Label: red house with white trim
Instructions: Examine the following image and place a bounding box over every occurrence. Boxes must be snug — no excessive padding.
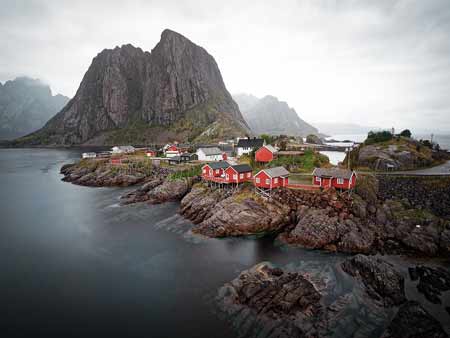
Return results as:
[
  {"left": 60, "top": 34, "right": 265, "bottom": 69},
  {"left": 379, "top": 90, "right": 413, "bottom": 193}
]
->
[
  {"left": 255, "top": 145, "right": 278, "bottom": 163},
  {"left": 164, "top": 145, "right": 181, "bottom": 158},
  {"left": 201, "top": 161, "right": 229, "bottom": 179},
  {"left": 224, "top": 164, "right": 253, "bottom": 183},
  {"left": 312, "top": 168, "right": 356, "bottom": 190},
  {"left": 254, "top": 167, "right": 290, "bottom": 189}
]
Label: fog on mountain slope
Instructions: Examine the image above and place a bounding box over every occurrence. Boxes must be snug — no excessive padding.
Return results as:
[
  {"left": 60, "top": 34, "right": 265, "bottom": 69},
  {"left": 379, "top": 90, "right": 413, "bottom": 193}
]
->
[
  {"left": 0, "top": 77, "right": 69, "bottom": 140},
  {"left": 233, "top": 94, "right": 318, "bottom": 137},
  {"left": 14, "top": 29, "right": 249, "bottom": 146}
]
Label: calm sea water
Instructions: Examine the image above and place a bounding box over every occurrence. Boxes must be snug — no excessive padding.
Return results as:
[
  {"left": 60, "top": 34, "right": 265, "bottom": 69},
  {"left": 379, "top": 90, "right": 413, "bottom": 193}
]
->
[{"left": 0, "top": 148, "right": 448, "bottom": 337}]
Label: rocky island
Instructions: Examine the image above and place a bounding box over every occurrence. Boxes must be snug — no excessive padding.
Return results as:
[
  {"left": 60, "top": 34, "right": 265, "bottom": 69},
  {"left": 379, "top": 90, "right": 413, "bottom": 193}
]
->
[{"left": 216, "top": 256, "right": 449, "bottom": 338}]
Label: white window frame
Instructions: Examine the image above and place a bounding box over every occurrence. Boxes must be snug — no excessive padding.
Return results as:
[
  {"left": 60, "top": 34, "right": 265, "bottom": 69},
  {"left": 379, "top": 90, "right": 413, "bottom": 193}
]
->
[
  {"left": 265, "top": 178, "right": 270, "bottom": 185},
  {"left": 274, "top": 178, "right": 278, "bottom": 184},
  {"left": 233, "top": 174, "right": 237, "bottom": 180},
  {"left": 216, "top": 169, "right": 219, "bottom": 174},
  {"left": 255, "top": 177, "right": 260, "bottom": 183},
  {"left": 240, "top": 173, "right": 244, "bottom": 179},
  {"left": 316, "top": 176, "right": 321, "bottom": 183},
  {"left": 337, "top": 178, "right": 344, "bottom": 184},
  {"left": 247, "top": 172, "right": 251, "bottom": 178}
]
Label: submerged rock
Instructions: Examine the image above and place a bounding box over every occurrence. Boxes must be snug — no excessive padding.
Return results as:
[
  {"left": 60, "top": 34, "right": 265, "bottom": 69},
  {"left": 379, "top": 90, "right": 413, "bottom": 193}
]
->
[
  {"left": 341, "top": 255, "right": 406, "bottom": 307},
  {"left": 380, "top": 301, "right": 448, "bottom": 338},
  {"left": 408, "top": 265, "right": 450, "bottom": 304}
]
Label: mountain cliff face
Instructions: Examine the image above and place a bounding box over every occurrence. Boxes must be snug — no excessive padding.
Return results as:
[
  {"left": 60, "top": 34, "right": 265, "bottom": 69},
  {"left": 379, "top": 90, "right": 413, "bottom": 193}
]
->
[
  {"left": 234, "top": 94, "right": 318, "bottom": 137},
  {"left": 18, "top": 29, "right": 249, "bottom": 146},
  {"left": 0, "top": 77, "right": 69, "bottom": 140}
]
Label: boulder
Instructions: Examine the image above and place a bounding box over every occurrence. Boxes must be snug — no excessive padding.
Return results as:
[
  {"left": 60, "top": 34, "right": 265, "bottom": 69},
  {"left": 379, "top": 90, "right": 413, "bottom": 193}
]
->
[
  {"left": 192, "top": 193, "right": 290, "bottom": 237},
  {"left": 216, "top": 262, "right": 325, "bottom": 338}
]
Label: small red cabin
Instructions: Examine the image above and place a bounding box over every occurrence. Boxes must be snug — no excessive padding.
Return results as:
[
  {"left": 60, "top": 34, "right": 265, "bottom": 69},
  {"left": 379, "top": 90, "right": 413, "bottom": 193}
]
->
[
  {"left": 255, "top": 145, "right": 278, "bottom": 163},
  {"left": 224, "top": 164, "right": 253, "bottom": 183},
  {"left": 146, "top": 150, "right": 157, "bottom": 157},
  {"left": 254, "top": 167, "right": 290, "bottom": 189},
  {"left": 312, "top": 168, "right": 356, "bottom": 190},
  {"left": 110, "top": 157, "right": 123, "bottom": 165},
  {"left": 201, "top": 161, "right": 230, "bottom": 179}
]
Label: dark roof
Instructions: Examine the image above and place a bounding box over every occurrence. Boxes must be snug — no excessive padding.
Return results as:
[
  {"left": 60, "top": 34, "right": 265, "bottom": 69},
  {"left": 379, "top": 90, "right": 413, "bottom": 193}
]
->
[
  {"left": 230, "top": 164, "right": 253, "bottom": 173},
  {"left": 206, "top": 161, "right": 230, "bottom": 170},
  {"left": 236, "top": 138, "right": 264, "bottom": 148},
  {"left": 312, "top": 168, "right": 354, "bottom": 179},
  {"left": 180, "top": 152, "right": 196, "bottom": 158},
  {"left": 169, "top": 156, "right": 182, "bottom": 162}
]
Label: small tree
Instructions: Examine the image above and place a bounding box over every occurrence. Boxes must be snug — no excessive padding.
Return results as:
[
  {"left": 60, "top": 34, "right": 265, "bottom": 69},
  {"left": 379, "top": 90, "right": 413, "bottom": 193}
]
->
[{"left": 399, "top": 129, "right": 412, "bottom": 138}]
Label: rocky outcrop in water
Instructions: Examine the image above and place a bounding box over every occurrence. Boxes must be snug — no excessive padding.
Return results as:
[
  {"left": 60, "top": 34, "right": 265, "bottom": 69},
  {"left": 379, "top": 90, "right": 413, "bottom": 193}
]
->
[
  {"left": 145, "top": 179, "right": 191, "bottom": 204},
  {"left": 380, "top": 301, "right": 448, "bottom": 338},
  {"left": 0, "top": 77, "right": 69, "bottom": 140},
  {"left": 216, "top": 262, "right": 326, "bottom": 338},
  {"left": 60, "top": 160, "right": 170, "bottom": 187},
  {"left": 341, "top": 255, "right": 406, "bottom": 307},
  {"left": 16, "top": 29, "right": 249, "bottom": 146},
  {"left": 180, "top": 185, "right": 290, "bottom": 237}
]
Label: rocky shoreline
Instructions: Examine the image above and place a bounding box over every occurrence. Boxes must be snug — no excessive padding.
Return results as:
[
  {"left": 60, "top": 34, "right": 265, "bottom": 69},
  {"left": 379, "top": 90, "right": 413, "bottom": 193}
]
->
[
  {"left": 216, "top": 256, "right": 449, "bottom": 338},
  {"left": 60, "top": 159, "right": 450, "bottom": 257},
  {"left": 179, "top": 176, "right": 450, "bottom": 257}
]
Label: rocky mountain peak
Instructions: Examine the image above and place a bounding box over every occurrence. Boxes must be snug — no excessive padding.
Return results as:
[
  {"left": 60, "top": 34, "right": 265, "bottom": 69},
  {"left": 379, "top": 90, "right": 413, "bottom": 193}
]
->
[{"left": 17, "top": 30, "right": 248, "bottom": 145}]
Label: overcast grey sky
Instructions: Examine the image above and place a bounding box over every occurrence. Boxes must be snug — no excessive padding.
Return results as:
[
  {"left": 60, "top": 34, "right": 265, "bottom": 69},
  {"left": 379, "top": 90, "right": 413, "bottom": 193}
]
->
[{"left": 1, "top": 0, "right": 450, "bottom": 132}]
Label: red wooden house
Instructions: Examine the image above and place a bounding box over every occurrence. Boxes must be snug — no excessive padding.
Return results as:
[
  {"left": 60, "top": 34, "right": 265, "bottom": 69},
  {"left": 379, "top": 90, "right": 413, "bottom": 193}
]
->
[
  {"left": 201, "top": 161, "right": 230, "bottom": 179},
  {"left": 164, "top": 144, "right": 181, "bottom": 158},
  {"left": 224, "top": 164, "right": 253, "bottom": 184},
  {"left": 254, "top": 167, "right": 290, "bottom": 189},
  {"left": 146, "top": 150, "right": 157, "bottom": 157},
  {"left": 255, "top": 145, "right": 278, "bottom": 163},
  {"left": 312, "top": 168, "right": 356, "bottom": 190}
]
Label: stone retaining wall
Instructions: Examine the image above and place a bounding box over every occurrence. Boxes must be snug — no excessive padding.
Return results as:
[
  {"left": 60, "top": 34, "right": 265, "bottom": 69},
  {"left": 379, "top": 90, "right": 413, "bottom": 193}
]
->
[{"left": 377, "top": 175, "right": 450, "bottom": 217}]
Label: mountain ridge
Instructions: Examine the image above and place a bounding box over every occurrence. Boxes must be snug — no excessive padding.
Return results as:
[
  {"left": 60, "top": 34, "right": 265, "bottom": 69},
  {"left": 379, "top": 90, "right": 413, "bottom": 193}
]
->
[
  {"left": 233, "top": 93, "right": 318, "bottom": 137},
  {"left": 0, "top": 77, "right": 69, "bottom": 140}
]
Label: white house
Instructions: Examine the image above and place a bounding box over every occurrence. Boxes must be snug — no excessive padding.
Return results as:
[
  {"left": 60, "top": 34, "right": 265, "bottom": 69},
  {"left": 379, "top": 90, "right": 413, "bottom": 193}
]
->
[
  {"left": 82, "top": 152, "right": 97, "bottom": 159},
  {"left": 196, "top": 147, "right": 223, "bottom": 161},
  {"left": 111, "top": 145, "right": 135, "bottom": 154},
  {"left": 236, "top": 138, "right": 265, "bottom": 157}
]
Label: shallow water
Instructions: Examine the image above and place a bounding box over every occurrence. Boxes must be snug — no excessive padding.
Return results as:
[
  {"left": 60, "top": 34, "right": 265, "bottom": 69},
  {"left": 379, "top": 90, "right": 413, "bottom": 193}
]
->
[{"left": 0, "top": 148, "right": 448, "bottom": 337}]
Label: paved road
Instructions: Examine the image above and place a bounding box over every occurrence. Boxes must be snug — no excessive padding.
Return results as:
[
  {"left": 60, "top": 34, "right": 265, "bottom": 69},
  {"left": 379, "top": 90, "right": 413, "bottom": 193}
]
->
[{"left": 363, "top": 160, "right": 450, "bottom": 176}]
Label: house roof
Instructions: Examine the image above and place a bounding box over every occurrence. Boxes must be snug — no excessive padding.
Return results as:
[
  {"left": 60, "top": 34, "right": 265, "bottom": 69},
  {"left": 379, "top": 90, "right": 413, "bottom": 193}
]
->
[
  {"left": 207, "top": 161, "right": 230, "bottom": 170},
  {"left": 181, "top": 152, "right": 196, "bottom": 157},
  {"left": 312, "top": 168, "right": 354, "bottom": 179},
  {"left": 262, "top": 144, "right": 278, "bottom": 153},
  {"left": 229, "top": 164, "right": 253, "bottom": 173},
  {"left": 260, "top": 166, "right": 290, "bottom": 178},
  {"left": 169, "top": 156, "right": 181, "bottom": 162},
  {"left": 198, "top": 147, "right": 222, "bottom": 155},
  {"left": 236, "top": 138, "right": 264, "bottom": 148}
]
